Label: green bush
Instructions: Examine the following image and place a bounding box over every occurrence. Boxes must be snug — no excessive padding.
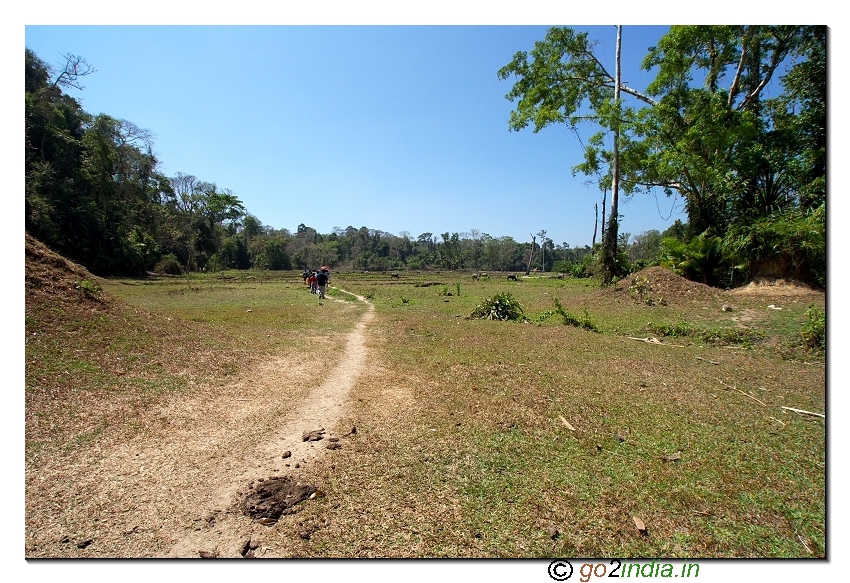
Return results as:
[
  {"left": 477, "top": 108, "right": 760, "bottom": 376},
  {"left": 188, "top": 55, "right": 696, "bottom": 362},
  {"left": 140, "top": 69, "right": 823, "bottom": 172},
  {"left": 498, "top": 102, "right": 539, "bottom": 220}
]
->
[
  {"left": 647, "top": 321, "right": 693, "bottom": 338},
  {"left": 154, "top": 253, "right": 183, "bottom": 275},
  {"left": 470, "top": 292, "right": 525, "bottom": 321},
  {"left": 553, "top": 299, "right": 599, "bottom": 332},
  {"left": 532, "top": 300, "right": 599, "bottom": 331},
  {"left": 723, "top": 206, "right": 825, "bottom": 288},
  {"left": 661, "top": 232, "right": 726, "bottom": 286},
  {"left": 628, "top": 275, "right": 667, "bottom": 306},
  {"left": 801, "top": 304, "right": 825, "bottom": 352},
  {"left": 570, "top": 254, "right": 595, "bottom": 278}
]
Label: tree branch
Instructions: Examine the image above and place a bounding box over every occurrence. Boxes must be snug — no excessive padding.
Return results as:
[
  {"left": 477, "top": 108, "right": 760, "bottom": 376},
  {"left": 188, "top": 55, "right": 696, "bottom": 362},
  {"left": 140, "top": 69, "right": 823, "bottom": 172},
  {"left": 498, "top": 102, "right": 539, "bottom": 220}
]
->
[{"left": 738, "top": 30, "right": 794, "bottom": 111}]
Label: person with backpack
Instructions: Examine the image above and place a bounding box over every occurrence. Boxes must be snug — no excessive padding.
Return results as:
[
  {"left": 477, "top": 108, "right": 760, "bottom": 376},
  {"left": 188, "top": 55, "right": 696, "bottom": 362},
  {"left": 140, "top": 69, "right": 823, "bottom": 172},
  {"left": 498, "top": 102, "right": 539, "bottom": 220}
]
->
[{"left": 316, "top": 269, "right": 329, "bottom": 299}]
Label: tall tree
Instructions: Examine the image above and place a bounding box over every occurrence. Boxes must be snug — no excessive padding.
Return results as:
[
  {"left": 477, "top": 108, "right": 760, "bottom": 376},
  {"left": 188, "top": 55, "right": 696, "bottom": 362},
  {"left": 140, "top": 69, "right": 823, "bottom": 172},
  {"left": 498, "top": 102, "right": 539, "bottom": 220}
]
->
[
  {"left": 499, "top": 26, "right": 651, "bottom": 281},
  {"left": 500, "top": 25, "right": 825, "bottom": 284}
]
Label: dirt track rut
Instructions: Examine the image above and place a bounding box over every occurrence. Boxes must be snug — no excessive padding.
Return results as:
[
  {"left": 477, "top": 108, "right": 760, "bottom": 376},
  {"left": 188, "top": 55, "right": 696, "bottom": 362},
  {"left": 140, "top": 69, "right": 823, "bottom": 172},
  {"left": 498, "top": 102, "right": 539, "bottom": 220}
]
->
[{"left": 168, "top": 290, "right": 374, "bottom": 557}]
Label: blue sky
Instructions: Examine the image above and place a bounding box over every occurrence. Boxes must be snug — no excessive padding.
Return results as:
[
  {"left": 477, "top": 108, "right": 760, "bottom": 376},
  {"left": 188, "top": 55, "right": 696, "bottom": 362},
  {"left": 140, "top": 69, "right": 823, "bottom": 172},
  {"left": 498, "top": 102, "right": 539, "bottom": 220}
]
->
[{"left": 22, "top": 23, "right": 691, "bottom": 247}]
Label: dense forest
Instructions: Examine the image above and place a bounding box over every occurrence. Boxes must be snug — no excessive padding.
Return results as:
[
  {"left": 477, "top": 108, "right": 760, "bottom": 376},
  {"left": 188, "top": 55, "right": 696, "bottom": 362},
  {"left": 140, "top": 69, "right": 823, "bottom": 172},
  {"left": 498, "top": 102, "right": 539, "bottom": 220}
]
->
[{"left": 25, "top": 25, "right": 825, "bottom": 287}]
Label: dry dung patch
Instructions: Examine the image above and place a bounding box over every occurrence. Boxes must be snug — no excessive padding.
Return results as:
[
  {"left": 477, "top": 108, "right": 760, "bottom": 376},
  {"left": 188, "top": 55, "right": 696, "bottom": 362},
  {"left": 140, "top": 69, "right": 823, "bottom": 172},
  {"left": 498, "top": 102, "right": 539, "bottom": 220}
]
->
[{"left": 241, "top": 477, "right": 318, "bottom": 521}]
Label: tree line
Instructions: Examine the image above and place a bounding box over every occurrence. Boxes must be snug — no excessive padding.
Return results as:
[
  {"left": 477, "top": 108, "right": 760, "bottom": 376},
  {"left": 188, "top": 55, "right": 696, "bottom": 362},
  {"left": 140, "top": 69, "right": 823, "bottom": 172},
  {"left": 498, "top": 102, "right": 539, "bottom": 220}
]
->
[{"left": 23, "top": 48, "right": 596, "bottom": 277}]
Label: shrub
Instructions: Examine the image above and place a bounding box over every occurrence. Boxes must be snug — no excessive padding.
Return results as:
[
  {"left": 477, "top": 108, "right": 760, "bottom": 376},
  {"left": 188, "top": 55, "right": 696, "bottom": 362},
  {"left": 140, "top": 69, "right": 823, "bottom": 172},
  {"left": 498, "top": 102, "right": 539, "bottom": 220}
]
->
[
  {"left": 647, "top": 321, "right": 693, "bottom": 338},
  {"left": 724, "top": 205, "right": 825, "bottom": 289},
  {"left": 570, "top": 254, "right": 596, "bottom": 278},
  {"left": 660, "top": 232, "right": 726, "bottom": 286},
  {"left": 470, "top": 292, "right": 525, "bottom": 321},
  {"left": 646, "top": 321, "right": 763, "bottom": 346},
  {"left": 627, "top": 276, "right": 666, "bottom": 306},
  {"left": 531, "top": 300, "right": 599, "bottom": 331},
  {"left": 553, "top": 299, "right": 599, "bottom": 332},
  {"left": 154, "top": 253, "right": 183, "bottom": 275},
  {"left": 801, "top": 304, "right": 825, "bottom": 352}
]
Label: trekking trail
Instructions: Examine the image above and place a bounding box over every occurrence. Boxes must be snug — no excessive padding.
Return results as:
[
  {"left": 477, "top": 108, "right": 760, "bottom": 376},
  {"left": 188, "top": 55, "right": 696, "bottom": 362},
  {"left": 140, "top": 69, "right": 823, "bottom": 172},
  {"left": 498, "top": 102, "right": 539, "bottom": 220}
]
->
[{"left": 167, "top": 287, "right": 374, "bottom": 557}]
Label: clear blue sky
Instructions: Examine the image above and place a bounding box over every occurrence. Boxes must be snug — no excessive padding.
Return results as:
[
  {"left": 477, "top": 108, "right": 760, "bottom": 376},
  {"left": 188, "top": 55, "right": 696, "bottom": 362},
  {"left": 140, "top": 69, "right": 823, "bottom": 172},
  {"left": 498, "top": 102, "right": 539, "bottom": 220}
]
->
[{"left": 23, "top": 23, "right": 691, "bottom": 247}]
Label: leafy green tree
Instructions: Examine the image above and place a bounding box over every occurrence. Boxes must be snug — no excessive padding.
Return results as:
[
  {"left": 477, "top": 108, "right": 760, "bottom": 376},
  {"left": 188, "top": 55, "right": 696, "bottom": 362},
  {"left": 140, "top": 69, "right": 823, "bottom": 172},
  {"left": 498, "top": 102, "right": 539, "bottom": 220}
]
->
[
  {"left": 500, "top": 26, "right": 825, "bottom": 286},
  {"left": 499, "top": 26, "right": 653, "bottom": 282},
  {"left": 633, "top": 26, "right": 818, "bottom": 237}
]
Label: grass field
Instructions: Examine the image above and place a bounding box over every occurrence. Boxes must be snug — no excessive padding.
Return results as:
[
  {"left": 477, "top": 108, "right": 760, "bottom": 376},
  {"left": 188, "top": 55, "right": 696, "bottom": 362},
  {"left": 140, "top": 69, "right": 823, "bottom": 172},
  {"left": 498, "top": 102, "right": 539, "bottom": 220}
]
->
[{"left": 25, "top": 264, "right": 825, "bottom": 558}]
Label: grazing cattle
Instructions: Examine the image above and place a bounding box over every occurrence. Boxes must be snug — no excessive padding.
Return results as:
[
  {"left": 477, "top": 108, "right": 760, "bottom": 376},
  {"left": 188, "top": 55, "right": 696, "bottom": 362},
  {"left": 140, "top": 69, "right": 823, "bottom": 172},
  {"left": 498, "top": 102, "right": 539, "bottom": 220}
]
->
[
  {"left": 507, "top": 274, "right": 518, "bottom": 281},
  {"left": 391, "top": 272, "right": 400, "bottom": 279}
]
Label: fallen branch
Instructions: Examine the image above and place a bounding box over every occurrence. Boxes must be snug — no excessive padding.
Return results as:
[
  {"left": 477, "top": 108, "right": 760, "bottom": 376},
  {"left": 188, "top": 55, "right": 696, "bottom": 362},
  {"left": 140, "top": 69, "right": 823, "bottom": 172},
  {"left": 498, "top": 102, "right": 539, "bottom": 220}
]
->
[
  {"left": 715, "top": 378, "right": 767, "bottom": 406},
  {"left": 734, "top": 389, "right": 767, "bottom": 407},
  {"left": 558, "top": 415, "right": 577, "bottom": 432},
  {"left": 797, "top": 534, "right": 813, "bottom": 555},
  {"left": 782, "top": 406, "right": 824, "bottom": 419},
  {"left": 696, "top": 357, "right": 720, "bottom": 365},
  {"left": 626, "top": 336, "right": 685, "bottom": 348}
]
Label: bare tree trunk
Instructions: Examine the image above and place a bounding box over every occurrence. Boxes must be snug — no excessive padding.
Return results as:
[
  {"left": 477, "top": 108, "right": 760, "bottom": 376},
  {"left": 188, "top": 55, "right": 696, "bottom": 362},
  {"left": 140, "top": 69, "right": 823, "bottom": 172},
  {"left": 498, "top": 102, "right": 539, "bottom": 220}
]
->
[
  {"left": 526, "top": 235, "right": 536, "bottom": 276},
  {"left": 592, "top": 203, "right": 598, "bottom": 247},
  {"left": 600, "top": 187, "right": 607, "bottom": 243},
  {"left": 602, "top": 25, "right": 623, "bottom": 283}
]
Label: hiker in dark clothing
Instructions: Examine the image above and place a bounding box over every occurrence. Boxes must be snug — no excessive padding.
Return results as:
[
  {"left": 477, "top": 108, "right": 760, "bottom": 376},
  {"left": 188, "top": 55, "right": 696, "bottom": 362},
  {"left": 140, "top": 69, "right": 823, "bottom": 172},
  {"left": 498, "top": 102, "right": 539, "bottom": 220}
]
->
[{"left": 316, "top": 270, "right": 329, "bottom": 299}]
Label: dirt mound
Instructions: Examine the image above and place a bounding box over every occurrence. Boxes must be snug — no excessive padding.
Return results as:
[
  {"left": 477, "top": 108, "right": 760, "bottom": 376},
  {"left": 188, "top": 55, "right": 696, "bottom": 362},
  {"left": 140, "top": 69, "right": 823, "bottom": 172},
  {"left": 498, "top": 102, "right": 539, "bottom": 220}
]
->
[
  {"left": 25, "top": 233, "right": 112, "bottom": 307},
  {"left": 240, "top": 477, "right": 317, "bottom": 521},
  {"left": 608, "top": 266, "right": 721, "bottom": 304},
  {"left": 729, "top": 277, "right": 823, "bottom": 298}
]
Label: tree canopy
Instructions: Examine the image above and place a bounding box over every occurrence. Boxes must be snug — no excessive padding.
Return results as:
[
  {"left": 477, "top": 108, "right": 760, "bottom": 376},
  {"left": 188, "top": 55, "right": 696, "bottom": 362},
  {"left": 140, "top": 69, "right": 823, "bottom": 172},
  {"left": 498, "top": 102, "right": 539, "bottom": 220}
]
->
[{"left": 498, "top": 25, "right": 825, "bottom": 287}]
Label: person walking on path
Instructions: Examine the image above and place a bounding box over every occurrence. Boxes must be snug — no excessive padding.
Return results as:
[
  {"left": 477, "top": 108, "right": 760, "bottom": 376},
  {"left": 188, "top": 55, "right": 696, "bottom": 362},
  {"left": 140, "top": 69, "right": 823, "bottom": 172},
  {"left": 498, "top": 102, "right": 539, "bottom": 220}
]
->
[
  {"left": 316, "top": 269, "right": 329, "bottom": 299},
  {"left": 309, "top": 271, "right": 318, "bottom": 294}
]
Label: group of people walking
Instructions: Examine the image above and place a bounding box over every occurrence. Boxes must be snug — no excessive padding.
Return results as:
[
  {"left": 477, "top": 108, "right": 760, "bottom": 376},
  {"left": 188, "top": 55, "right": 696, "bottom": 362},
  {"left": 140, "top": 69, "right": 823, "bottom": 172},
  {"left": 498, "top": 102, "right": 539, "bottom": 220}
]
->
[{"left": 303, "top": 267, "right": 331, "bottom": 299}]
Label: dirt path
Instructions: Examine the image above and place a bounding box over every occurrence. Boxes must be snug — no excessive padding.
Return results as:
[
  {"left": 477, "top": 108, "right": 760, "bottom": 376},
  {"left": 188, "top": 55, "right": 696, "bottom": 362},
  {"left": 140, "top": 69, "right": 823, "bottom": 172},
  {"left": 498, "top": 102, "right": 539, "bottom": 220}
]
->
[
  {"left": 25, "top": 289, "right": 375, "bottom": 558},
  {"left": 167, "top": 289, "right": 374, "bottom": 557}
]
